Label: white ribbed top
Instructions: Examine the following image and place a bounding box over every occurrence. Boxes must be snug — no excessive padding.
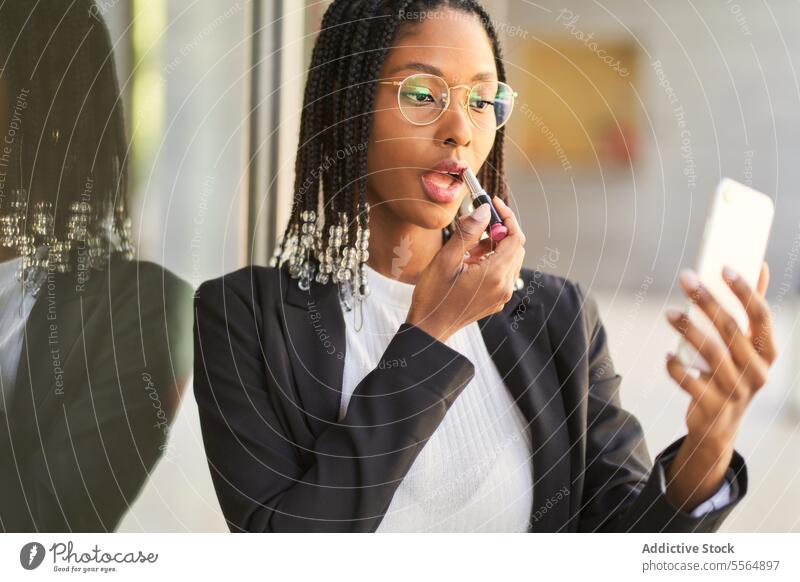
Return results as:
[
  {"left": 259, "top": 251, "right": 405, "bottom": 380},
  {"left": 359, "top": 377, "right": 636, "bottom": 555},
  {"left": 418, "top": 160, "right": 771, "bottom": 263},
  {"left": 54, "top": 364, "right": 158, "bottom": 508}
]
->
[{"left": 339, "top": 263, "right": 533, "bottom": 532}]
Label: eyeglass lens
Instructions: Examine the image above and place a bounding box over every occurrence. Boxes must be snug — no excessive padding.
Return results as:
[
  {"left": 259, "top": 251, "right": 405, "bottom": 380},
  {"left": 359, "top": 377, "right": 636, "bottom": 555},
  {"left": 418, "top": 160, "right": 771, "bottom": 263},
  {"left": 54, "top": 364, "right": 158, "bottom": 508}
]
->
[{"left": 397, "top": 74, "right": 514, "bottom": 130}]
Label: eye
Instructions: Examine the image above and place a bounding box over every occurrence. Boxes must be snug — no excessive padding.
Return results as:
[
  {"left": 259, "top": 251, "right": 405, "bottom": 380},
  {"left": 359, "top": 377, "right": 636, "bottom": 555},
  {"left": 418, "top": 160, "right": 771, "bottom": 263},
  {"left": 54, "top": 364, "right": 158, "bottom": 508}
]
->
[
  {"left": 469, "top": 82, "right": 500, "bottom": 114},
  {"left": 469, "top": 97, "right": 493, "bottom": 112},
  {"left": 400, "top": 88, "right": 436, "bottom": 105}
]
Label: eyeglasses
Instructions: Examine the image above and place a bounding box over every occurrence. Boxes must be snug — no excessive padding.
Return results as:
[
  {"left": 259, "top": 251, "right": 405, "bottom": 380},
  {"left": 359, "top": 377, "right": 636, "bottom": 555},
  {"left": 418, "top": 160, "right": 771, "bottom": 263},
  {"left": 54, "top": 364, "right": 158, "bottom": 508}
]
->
[{"left": 377, "top": 73, "right": 517, "bottom": 131}]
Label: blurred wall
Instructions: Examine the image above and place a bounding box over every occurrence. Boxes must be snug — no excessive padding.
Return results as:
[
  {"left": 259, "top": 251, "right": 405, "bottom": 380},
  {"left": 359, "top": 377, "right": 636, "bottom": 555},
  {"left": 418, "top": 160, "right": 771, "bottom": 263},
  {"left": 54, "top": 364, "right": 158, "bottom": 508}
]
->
[{"left": 496, "top": 0, "right": 800, "bottom": 296}]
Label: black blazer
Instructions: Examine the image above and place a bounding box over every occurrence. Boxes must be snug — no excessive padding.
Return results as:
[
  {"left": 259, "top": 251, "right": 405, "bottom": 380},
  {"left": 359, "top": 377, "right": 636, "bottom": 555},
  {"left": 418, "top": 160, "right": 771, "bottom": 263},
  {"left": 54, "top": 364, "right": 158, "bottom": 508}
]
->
[
  {"left": 193, "top": 264, "right": 748, "bottom": 533},
  {"left": 0, "top": 258, "right": 193, "bottom": 532}
]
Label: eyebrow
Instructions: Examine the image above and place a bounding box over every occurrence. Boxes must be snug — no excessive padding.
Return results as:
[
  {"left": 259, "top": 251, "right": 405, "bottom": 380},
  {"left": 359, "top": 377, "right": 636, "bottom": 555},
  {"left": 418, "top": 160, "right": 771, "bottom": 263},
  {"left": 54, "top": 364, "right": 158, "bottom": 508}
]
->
[{"left": 388, "top": 61, "right": 496, "bottom": 82}]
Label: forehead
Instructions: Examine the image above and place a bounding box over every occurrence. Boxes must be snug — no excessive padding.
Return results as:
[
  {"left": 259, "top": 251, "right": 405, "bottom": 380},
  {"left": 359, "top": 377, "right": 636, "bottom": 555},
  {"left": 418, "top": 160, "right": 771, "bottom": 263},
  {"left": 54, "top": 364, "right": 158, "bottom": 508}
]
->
[{"left": 383, "top": 9, "right": 497, "bottom": 84}]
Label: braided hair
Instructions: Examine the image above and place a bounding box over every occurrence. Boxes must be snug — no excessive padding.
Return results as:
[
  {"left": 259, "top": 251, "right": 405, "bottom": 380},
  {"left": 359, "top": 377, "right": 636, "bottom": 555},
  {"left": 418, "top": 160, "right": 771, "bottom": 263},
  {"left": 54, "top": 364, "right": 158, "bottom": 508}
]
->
[
  {"left": 273, "top": 0, "right": 508, "bottom": 304},
  {"left": 0, "top": 0, "right": 133, "bottom": 283}
]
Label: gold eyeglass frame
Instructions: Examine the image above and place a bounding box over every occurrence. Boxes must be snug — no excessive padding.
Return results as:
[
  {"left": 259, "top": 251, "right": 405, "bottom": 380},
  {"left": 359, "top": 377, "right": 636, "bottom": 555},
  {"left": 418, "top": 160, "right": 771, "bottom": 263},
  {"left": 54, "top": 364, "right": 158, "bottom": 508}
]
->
[{"left": 377, "top": 73, "right": 518, "bottom": 131}]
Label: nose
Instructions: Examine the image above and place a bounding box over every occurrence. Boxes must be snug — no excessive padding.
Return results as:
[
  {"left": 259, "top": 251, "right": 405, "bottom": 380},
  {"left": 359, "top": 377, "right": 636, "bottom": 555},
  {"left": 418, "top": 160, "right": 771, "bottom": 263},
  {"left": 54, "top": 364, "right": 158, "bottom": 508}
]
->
[{"left": 433, "top": 87, "right": 473, "bottom": 148}]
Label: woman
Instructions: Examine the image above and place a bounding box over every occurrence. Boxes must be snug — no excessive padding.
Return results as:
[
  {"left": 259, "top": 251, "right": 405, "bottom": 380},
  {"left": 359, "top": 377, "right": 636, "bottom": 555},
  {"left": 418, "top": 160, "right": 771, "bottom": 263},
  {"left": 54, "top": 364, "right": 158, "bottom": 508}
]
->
[
  {"left": 0, "top": 0, "right": 193, "bottom": 531},
  {"left": 194, "top": 0, "right": 777, "bottom": 532}
]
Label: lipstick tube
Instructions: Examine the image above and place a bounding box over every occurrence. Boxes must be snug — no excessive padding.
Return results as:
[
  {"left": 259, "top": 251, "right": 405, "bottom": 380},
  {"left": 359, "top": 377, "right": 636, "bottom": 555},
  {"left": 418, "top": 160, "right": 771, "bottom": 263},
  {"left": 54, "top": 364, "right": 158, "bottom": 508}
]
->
[{"left": 462, "top": 167, "right": 508, "bottom": 241}]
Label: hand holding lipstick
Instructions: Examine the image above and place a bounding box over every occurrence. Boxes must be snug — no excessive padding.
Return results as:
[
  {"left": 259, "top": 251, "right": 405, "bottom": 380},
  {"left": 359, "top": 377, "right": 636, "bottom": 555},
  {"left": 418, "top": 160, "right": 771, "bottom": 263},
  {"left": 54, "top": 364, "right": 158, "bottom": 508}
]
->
[
  {"left": 405, "top": 195, "right": 526, "bottom": 343},
  {"left": 461, "top": 196, "right": 515, "bottom": 266},
  {"left": 461, "top": 167, "right": 508, "bottom": 242}
]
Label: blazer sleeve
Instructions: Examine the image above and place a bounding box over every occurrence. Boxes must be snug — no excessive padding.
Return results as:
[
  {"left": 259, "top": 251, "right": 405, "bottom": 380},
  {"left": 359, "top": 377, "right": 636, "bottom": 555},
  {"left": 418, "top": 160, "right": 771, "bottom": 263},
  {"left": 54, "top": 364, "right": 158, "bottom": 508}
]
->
[
  {"left": 193, "top": 277, "right": 476, "bottom": 532},
  {"left": 573, "top": 282, "right": 747, "bottom": 533},
  {"left": 7, "top": 264, "right": 193, "bottom": 532}
]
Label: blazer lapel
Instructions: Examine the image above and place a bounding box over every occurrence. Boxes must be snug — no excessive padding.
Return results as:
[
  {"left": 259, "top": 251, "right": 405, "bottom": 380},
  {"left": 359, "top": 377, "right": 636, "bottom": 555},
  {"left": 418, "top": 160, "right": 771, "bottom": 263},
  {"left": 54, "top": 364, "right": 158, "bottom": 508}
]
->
[
  {"left": 281, "top": 268, "right": 346, "bottom": 438},
  {"left": 478, "top": 292, "right": 573, "bottom": 532}
]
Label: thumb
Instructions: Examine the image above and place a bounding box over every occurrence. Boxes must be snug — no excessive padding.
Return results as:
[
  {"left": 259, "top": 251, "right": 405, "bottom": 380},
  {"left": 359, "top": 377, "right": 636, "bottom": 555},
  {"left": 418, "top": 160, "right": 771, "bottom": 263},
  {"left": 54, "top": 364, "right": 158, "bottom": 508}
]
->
[{"left": 446, "top": 204, "right": 491, "bottom": 254}]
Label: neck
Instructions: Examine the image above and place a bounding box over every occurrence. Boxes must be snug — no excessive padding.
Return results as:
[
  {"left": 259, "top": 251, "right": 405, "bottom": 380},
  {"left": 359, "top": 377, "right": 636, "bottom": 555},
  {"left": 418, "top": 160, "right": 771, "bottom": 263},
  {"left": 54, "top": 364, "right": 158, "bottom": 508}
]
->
[{"left": 365, "top": 204, "right": 445, "bottom": 285}]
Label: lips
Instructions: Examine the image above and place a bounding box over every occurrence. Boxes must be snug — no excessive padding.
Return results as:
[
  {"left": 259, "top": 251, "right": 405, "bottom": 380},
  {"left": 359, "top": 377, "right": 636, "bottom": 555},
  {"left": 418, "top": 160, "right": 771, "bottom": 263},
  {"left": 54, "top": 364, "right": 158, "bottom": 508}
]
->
[{"left": 420, "top": 159, "right": 469, "bottom": 203}]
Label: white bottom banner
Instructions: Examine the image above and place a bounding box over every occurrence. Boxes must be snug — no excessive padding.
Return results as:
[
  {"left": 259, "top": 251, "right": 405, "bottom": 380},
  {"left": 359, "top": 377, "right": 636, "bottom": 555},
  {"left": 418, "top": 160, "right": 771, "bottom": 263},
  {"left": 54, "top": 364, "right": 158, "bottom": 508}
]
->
[{"left": 1, "top": 533, "right": 798, "bottom": 581}]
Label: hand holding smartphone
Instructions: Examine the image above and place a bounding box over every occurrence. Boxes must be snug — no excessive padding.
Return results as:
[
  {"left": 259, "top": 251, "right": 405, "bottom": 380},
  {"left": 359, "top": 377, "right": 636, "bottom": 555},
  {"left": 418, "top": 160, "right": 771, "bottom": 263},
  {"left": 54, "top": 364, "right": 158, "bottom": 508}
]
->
[{"left": 675, "top": 178, "right": 775, "bottom": 374}]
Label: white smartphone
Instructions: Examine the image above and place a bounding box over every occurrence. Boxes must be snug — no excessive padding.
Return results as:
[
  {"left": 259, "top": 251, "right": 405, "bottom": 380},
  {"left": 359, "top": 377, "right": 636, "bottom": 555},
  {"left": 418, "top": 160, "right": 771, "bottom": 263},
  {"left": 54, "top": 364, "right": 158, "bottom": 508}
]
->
[{"left": 675, "top": 178, "right": 775, "bottom": 373}]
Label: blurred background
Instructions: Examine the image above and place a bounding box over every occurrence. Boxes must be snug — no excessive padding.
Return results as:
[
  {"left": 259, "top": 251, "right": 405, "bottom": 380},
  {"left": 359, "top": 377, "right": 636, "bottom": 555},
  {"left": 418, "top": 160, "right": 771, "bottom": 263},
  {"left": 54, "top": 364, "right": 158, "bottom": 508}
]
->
[{"left": 96, "top": 0, "right": 799, "bottom": 532}]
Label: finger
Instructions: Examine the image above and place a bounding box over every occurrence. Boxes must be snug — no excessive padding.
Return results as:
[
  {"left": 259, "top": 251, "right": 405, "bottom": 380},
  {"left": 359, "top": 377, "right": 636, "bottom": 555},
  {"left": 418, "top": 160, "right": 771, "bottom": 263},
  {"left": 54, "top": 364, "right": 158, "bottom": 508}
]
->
[
  {"left": 665, "top": 352, "right": 710, "bottom": 401},
  {"left": 665, "top": 304, "right": 741, "bottom": 390},
  {"left": 498, "top": 227, "right": 525, "bottom": 295},
  {"left": 470, "top": 247, "right": 517, "bottom": 307},
  {"left": 491, "top": 196, "right": 525, "bottom": 243},
  {"left": 463, "top": 238, "right": 495, "bottom": 263},
  {"left": 491, "top": 194, "right": 513, "bottom": 220},
  {"left": 756, "top": 262, "right": 770, "bottom": 296},
  {"left": 484, "top": 236, "right": 523, "bottom": 288},
  {"left": 490, "top": 249, "right": 523, "bottom": 296},
  {"left": 490, "top": 196, "right": 526, "bottom": 263},
  {"left": 447, "top": 203, "right": 492, "bottom": 256},
  {"left": 460, "top": 203, "right": 493, "bottom": 240},
  {"left": 678, "top": 269, "right": 764, "bottom": 380},
  {"left": 723, "top": 264, "right": 777, "bottom": 364}
]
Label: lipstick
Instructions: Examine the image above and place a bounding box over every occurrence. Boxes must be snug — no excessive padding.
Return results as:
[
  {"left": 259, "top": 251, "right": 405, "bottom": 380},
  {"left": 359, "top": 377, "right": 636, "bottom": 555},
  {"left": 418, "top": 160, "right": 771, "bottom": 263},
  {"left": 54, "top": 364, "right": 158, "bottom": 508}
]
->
[{"left": 461, "top": 167, "right": 508, "bottom": 241}]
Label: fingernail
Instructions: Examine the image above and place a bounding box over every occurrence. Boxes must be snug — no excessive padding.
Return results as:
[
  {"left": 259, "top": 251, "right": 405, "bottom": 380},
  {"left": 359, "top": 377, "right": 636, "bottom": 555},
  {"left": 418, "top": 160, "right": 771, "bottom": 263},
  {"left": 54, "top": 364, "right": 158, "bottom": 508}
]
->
[
  {"left": 470, "top": 204, "right": 490, "bottom": 221},
  {"left": 723, "top": 265, "right": 739, "bottom": 281},
  {"left": 493, "top": 196, "right": 507, "bottom": 209},
  {"left": 666, "top": 351, "right": 674, "bottom": 361},
  {"left": 679, "top": 269, "right": 699, "bottom": 290},
  {"left": 665, "top": 307, "right": 683, "bottom": 322}
]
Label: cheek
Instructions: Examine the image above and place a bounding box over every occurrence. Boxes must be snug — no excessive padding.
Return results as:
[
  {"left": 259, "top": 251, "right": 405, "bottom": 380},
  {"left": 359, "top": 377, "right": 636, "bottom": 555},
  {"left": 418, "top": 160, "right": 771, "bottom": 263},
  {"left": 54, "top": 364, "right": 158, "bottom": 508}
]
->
[
  {"left": 366, "top": 95, "right": 419, "bottom": 193},
  {"left": 475, "top": 132, "right": 497, "bottom": 166}
]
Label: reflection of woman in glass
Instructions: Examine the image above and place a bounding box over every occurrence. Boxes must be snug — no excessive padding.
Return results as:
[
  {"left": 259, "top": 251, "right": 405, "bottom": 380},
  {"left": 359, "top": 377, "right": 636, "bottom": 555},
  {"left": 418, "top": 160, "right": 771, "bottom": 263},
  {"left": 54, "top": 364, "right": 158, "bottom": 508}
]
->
[
  {"left": 194, "top": 0, "right": 776, "bottom": 532},
  {"left": 0, "top": 0, "right": 192, "bottom": 531}
]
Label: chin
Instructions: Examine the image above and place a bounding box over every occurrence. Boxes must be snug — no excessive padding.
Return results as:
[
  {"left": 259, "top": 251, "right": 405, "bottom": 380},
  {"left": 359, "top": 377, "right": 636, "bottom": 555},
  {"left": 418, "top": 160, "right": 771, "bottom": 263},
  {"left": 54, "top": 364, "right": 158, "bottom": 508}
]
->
[
  {"left": 377, "top": 193, "right": 460, "bottom": 230},
  {"left": 412, "top": 206, "right": 458, "bottom": 230}
]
